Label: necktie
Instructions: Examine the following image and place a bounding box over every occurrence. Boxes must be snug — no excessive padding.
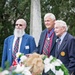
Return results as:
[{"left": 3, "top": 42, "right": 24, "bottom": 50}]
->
[
  {"left": 43, "top": 38, "right": 50, "bottom": 57},
  {"left": 43, "top": 29, "right": 54, "bottom": 57},
  {"left": 12, "top": 37, "right": 20, "bottom": 60},
  {"left": 55, "top": 38, "right": 61, "bottom": 57},
  {"left": 56, "top": 38, "right": 61, "bottom": 50}
]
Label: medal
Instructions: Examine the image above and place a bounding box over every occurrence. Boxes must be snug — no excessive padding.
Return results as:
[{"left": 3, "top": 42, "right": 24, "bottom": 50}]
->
[
  {"left": 60, "top": 51, "right": 65, "bottom": 56},
  {"left": 47, "top": 37, "right": 50, "bottom": 40},
  {"left": 47, "top": 29, "right": 54, "bottom": 41}
]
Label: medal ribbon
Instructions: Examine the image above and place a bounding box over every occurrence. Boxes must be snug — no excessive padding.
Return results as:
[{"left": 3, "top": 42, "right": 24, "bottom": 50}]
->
[{"left": 47, "top": 28, "right": 54, "bottom": 38}]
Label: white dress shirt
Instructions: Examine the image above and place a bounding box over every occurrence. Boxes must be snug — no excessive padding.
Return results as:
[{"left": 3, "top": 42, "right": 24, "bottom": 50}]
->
[{"left": 59, "top": 32, "right": 67, "bottom": 46}]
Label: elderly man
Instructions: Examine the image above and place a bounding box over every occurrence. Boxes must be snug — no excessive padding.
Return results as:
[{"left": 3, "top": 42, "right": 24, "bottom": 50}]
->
[
  {"left": 35, "top": 13, "right": 57, "bottom": 75},
  {"left": 1, "top": 19, "right": 36, "bottom": 69},
  {"left": 36, "top": 13, "right": 57, "bottom": 57},
  {"left": 54, "top": 20, "right": 75, "bottom": 75}
]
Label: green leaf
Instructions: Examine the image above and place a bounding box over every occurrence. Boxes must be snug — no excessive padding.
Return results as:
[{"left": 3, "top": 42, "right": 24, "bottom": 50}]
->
[
  {"left": 55, "top": 66, "right": 61, "bottom": 70},
  {"left": 50, "top": 57, "right": 57, "bottom": 63},
  {"left": 42, "top": 55, "right": 48, "bottom": 60},
  {"left": 47, "top": 70, "right": 55, "bottom": 75},
  {"left": 60, "top": 64, "right": 69, "bottom": 75},
  {"left": 19, "top": 53, "right": 24, "bottom": 58}
]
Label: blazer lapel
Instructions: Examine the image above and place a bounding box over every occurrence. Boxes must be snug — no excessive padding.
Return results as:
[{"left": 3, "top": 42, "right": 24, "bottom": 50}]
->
[
  {"left": 51, "top": 33, "right": 57, "bottom": 51},
  {"left": 40, "top": 30, "right": 47, "bottom": 53},
  {"left": 10, "top": 36, "right": 14, "bottom": 48},
  {"left": 57, "top": 33, "right": 68, "bottom": 57},
  {"left": 20, "top": 34, "right": 28, "bottom": 52}
]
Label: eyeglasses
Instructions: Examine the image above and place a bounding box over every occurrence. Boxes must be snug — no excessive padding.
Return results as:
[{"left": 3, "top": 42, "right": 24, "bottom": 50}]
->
[{"left": 15, "top": 24, "right": 23, "bottom": 26}]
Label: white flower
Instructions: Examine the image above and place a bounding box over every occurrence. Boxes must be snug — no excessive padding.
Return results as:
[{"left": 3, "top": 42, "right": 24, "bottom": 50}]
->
[
  {"left": 52, "top": 61, "right": 61, "bottom": 66},
  {"left": 44, "top": 63, "right": 55, "bottom": 73},
  {"left": 22, "top": 67, "right": 32, "bottom": 75},
  {"left": 1, "top": 70, "right": 9, "bottom": 75},
  {"left": 14, "top": 64, "right": 25, "bottom": 73},
  {"left": 51, "top": 59, "right": 62, "bottom": 67},
  {"left": 14, "top": 63, "right": 32, "bottom": 75},
  {"left": 44, "top": 58, "right": 50, "bottom": 64},
  {"left": 16, "top": 52, "right": 21, "bottom": 58},
  {"left": 22, "top": 70, "right": 32, "bottom": 75},
  {"left": 44, "top": 56, "right": 53, "bottom": 64},
  {"left": 20, "top": 55, "right": 27, "bottom": 62},
  {"left": 57, "top": 59, "right": 62, "bottom": 64},
  {"left": 56, "top": 69, "right": 64, "bottom": 75},
  {"left": 44, "top": 55, "right": 65, "bottom": 75},
  {"left": 49, "top": 55, "right": 54, "bottom": 61}
]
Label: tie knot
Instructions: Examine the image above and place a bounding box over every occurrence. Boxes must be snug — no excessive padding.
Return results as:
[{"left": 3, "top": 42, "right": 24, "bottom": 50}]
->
[
  {"left": 58, "top": 38, "right": 61, "bottom": 41},
  {"left": 17, "top": 37, "right": 20, "bottom": 40},
  {"left": 56, "top": 38, "right": 61, "bottom": 43}
]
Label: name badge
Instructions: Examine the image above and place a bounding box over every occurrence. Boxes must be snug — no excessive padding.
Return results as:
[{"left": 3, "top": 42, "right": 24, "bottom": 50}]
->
[{"left": 25, "top": 46, "right": 29, "bottom": 49}]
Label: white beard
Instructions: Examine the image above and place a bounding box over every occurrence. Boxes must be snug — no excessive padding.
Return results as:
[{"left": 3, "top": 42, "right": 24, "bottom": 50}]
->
[{"left": 14, "top": 28, "right": 25, "bottom": 37}]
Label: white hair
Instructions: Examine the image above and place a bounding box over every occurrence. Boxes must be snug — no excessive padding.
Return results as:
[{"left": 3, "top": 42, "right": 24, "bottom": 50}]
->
[
  {"left": 44, "top": 13, "right": 56, "bottom": 20},
  {"left": 55, "top": 20, "right": 68, "bottom": 31},
  {"left": 14, "top": 28, "right": 25, "bottom": 37}
]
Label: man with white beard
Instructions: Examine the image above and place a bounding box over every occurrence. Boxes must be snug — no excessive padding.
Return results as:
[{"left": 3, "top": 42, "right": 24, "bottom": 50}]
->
[{"left": 1, "top": 19, "right": 36, "bottom": 69}]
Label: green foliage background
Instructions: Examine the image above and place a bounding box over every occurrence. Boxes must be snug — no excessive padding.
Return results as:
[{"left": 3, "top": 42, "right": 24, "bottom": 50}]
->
[{"left": 0, "top": 0, "right": 75, "bottom": 66}]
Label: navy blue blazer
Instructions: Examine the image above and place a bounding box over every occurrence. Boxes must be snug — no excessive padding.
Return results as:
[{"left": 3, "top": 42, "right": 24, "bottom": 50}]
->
[
  {"left": 55, "top": 33, "right": 75, "bottom": 74},
  {"left": 36, "top": 29, "right": 57, "bottom": 57},
  {"left": 1, "top": 34, "right": 36, "bottom": 69}
]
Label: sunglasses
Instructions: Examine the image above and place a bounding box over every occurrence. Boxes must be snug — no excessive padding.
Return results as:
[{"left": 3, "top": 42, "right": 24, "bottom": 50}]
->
[{"left": 15, "top": 24, "right": 23, "bottom": 26}]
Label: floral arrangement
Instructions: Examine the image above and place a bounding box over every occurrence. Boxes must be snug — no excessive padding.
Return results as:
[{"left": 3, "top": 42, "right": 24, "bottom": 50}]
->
[
  {"left": 0, "top": 52, "right": 69, "bottom": 75},
  {"left": 44, "top": 56, "right": 69, "bottom": 75},
  {"left": 24, "top": 53, "right": 44, "bottom": 75}
]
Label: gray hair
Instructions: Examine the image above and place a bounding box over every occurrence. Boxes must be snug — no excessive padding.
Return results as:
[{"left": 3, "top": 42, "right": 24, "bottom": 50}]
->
[
  {"left": 44, "top": 13, "right": 56, "bottom": 20},
  {"left": 55, "top": 20, "right": 68, "bottom": 31}
]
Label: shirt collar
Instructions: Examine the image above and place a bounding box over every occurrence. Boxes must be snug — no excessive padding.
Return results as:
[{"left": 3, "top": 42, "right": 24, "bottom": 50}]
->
[
  {"left": 59, "top": 32, "right": 67, "bottom": 42},
  {"left": 47, "top": 28, "right": 54, "bottom": 33}
]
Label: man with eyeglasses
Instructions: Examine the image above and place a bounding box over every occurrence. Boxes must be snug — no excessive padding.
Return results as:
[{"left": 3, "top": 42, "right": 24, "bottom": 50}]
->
[{"left": 1, "top": 19, "right": 36, "bottom": 69}]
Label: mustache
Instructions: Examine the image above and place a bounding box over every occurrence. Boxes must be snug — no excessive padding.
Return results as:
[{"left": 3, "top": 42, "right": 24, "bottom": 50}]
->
[{"left": 14, "top": 28, "right": 25, "bottom": 37}]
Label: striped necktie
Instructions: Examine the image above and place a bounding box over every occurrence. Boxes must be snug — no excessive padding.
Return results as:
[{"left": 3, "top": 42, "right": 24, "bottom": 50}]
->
[
  {"left": 42, "top": 37, "right": 50, "bottom": 57},
  {"left": 42, "top": 29, "right": 54, "bottom": 57},
  {"left": 12, "top": 37, "right": 20, "bottom": 60}
]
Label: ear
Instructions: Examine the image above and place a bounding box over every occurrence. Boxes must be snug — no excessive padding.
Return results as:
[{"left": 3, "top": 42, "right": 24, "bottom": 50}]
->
[
  {"left": 24, "top": 25, "right": 27, "bottom": 30},
  {"left": 62, "top": 26, "right": 66, "bottom": 32}
]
